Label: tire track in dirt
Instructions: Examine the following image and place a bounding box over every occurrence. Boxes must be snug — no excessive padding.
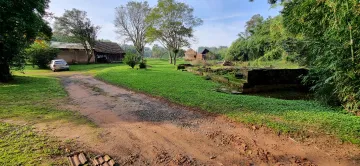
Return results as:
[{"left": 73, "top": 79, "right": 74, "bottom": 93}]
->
[{"left": 47, "top": 74, "right": 360, "bottom": 165}]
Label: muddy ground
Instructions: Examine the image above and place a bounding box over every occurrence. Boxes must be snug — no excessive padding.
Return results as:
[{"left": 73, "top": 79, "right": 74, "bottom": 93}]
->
[{"left": 39, "top": 75, "right": 360, "bottom": 165}]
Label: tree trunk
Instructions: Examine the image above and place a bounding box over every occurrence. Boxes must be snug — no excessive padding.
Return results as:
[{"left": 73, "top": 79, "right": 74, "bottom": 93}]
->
[
  {"left": 169, "top": 52, "right": 173, "bottom": 64},
  {"left": 173, "top": 54, "right": 177, "bottom": 65},
  {"left": 0, "top": 61, "right": 12, "bottom": 82},
  {"left": 87, "top": 49, "right": 94, "bottom": 64}
]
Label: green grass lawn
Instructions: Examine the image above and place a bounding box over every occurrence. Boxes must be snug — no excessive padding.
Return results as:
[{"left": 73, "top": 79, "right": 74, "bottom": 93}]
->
[
  {"left": 96, "top": 59, "right": 360, "bottom": 144},
  {"left": 15, "top": 63, "right": 122, "bottom": 76},
  {"left": 0, "top": 75, "right": 89, "bottom": 124},
  {"left": 0, "top": 123, "right": 66, "bottom": 165},
  {"left": 0, "top": 75, "right": 92, "bottom": 164}
]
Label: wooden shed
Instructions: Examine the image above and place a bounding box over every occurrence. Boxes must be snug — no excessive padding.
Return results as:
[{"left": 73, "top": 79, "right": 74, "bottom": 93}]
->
[
  {"left": 51, "top": 41, "right": 125, "bottom": 64},
  {"left": 94, "top": 41, "right": 125, "bottom": 63}
]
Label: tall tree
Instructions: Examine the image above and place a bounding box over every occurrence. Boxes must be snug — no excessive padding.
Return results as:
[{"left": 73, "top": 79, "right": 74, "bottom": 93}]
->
[
  {"left": 244, "top": 14, "right": 264, "bottom": 36},
  {"left": 0, "top": 0, "right": 51, "bottom": 82},
  {"left": 282, "top": 0, "right": 360, "bottom": 113},
  {"left": 114, "top": 1, "right": 151, "bottom": 61},
  {"left": 146, "top": 0, "right": 203, "bottom": 65},
  {"left": 54, "top": 9, "right": 100, "bottom": 64}
]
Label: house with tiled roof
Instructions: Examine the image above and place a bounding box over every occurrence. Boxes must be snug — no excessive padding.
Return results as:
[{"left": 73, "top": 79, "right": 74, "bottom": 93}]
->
[
  {"left": 184, "top": 48, "right": 211, "bottom": 61},
  {"left": 51, "top": 41, "right": 125, "bottom": 64}
]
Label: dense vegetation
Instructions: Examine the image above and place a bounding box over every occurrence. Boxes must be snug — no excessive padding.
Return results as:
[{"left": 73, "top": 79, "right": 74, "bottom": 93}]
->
[
  {"left": 24, "top": 40, "right": 59, "bottom": 69},
  {"left": 0, "top": 0, "right": 51, "bottom": 82},
  {"left": 226, "top": 14, "right": 302, "bottom": 62},
  {"left": 228, "top": 1, "right": 360, "bottom": 114},
  {"left": 96, "top": 59, "right": 360, "bottom": 144}
]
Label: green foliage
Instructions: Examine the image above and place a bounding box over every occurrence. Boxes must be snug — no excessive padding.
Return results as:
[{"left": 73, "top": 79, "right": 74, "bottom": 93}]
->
[
  {"left": 259, "top": 47, "right": 284, "bottom": 61},
  {"left": 139, "top": 60, "right": 147, "bottom": 69},
  {"left": 54, "top": 9, "right": 100, "bottom": 64},
  {"left": 123, "top": 53, "right": 140, "bottom": 68},
  {"left": 96, "top": 59, "right": 360, "bottom": 144},
  {"left": 152, "top": 44, "right": 168, "bottom": 58},
  {"left": 146, "top": 0, "right": 203, "bottom": 65},
  {"left": 51, "top": 32, "right": 81, "bottom": 43},
  {"left": 227, "top": 15, "right": 303, "bottom": 63},
  {"left": 0, "top": 0, "right": 51, "bottom": 82},
  {"left": 114, "top": 1, "right": 151, "bottom": 58},
  {"left": 282, "top": 0, "right": 360, "bottom": 113},
  {"left": 25, "top": 41, "right": 59, "bottom": 69},
  {"left": 122, "top": 44, "right": 152, "bottom": 58}
]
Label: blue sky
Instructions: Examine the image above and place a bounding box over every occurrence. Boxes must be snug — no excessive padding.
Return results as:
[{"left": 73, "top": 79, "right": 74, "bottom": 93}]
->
[{"left": 49, "top": 0, "right": 281, "bottom": 48}]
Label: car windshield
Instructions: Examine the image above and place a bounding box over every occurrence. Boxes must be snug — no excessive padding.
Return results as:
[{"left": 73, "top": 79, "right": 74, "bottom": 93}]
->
[{"left": 54, "top": 61, "right": 66, "bottom": 64}]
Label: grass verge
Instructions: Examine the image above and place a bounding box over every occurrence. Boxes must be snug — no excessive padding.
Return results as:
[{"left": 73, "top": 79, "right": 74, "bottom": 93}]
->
[
  {"left": 0, "top": 75, "right": 90, "bottom": 124},
  {"left": 0, "top": 123, "right": 67, "bottom": 165},
  {"left": 96, "top": 59, "right": 360, "bottom": 144},
  {"left": 0, "top": 75, "right": 93, "bottom": 164}
]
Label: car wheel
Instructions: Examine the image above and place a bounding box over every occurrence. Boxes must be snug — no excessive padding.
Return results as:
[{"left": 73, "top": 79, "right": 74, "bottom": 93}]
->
[{"left": 53, "top": 69, "right": 56, "bottom": 72}]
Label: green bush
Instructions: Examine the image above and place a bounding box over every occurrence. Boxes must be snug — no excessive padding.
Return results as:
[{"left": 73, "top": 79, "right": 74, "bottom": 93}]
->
[
  {"left": 139, "top": 60, "right": 147, "bottom": 69},
  {"left": 25, "top": 41, "right": 59, "bottom": 69},
  {"left": 283, "top": 0, "right": 360, "bottom": 114},
  {"left": 261, "top": 47, "right": 284, "bottom": 61},
  {"left": 123, "top": 53, "right": 140, "bottom": 69}
]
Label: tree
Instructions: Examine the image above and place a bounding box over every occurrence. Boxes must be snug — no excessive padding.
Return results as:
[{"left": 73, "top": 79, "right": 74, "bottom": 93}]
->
[
  {"left": 114, "top": 1, "right": 151, "bottom": 61},
  {"left": 25, "top": 40, "right": 59, "bottom": 69},
  {"left": 146, "top": 0, "right": 203, "bottom": 65},
  {"left": 0, "top": 0, "right": 51, "bottom": 82},
  {"left": 152, "top": 44, "right": 168, "bottom": 58},
  {"left": 51, "top": 32, "right": 81, "bottom": 43},
  {"left": 54, "top": 9, "right": 100, "bottom": 64},
  {"left": 121, "top": 44, "right": 138, "bottom": 55},
  {"left": 123, "top": 53, "right": 140, "bottom": 69},
  {"left": 282, "top": 0, "right": 360, "bottom": 113},
  {"left": 244, "top": 14, "right": 264, "bottom": 36}
]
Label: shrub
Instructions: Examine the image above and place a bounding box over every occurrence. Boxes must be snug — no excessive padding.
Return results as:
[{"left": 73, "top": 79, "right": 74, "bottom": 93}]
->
[
  {"left": 25, "top": 41, "right": 59, "bottom": 69},
  {"left": 261, "top": 47, "right": 284, "bottom": 61},
  {"left": 139, "top": 60, "right": 147, "bottom": 69},
  {"left": 123, "top": 53, "right": 140, "bottom": 69}
]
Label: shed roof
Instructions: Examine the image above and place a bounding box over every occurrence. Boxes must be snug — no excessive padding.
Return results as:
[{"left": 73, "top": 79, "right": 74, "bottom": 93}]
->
[
  {"left": 50, "top": 42, "right": 84, "bottom": 50},
  {"left": 94, "top": 41, "right": 125, "bottom": 54},
  {"left": 185, "top": 48, "right": 197, "bottom": 56},
  {"left": 201, "top": 48, "right": 210, "bottom": 54},
  {"left": 50, "top": 41, "right": 125, "bottom": 54}
]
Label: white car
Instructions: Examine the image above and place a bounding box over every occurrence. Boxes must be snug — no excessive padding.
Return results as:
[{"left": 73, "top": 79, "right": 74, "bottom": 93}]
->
[{"left": 50, "top": 59, "right": 69, "bottom": 72}]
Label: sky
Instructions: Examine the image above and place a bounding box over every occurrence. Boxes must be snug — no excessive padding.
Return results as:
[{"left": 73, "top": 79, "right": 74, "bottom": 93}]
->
[{"left": 48, "top": 0, "right": 281, "bottom": 49}]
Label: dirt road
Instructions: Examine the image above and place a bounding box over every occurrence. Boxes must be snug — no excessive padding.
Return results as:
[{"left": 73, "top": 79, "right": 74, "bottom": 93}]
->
[{"left": 45, "top": 75, "right": 360, "bottom": 165}]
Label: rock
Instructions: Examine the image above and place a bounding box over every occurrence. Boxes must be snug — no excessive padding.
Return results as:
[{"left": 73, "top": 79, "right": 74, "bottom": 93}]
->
[
  {"left": 252, "top": 125, "right": 259, "bottom": 130},
  {"left": 231, "top": 90, "right": 241, "bottom": 95},
  {"left": 223, "top": 61, "right": 233, "bottom": 66},
  {"left": 204, "top": 75, "right": 211, "bottom": 80},
  {"left": 210, "top": 156, "right": 217, "bottom": 159}
]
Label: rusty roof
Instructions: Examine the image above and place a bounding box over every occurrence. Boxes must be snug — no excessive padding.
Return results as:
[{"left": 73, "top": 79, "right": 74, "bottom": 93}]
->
[
  {"left": 51, "top": 41, "right": 125, "bottom": 54},
  {"left": 94, "top": 41, "right": 125, "bottom": 54},
  {"left": 185, "top": 48, "right": 197, "bottom": 56},
  {"left": 50, "top": 42, "right": 85, "bottom": 50}
]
